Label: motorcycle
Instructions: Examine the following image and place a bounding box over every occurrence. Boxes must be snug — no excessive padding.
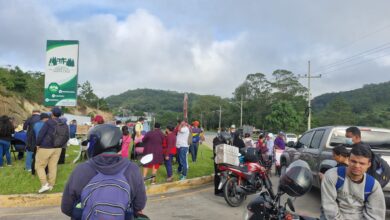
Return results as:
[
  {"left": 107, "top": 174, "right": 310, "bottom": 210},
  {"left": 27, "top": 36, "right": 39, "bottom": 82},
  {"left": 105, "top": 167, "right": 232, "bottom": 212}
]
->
[
  {"left": 217, "top": 148, "right": 269, "bottom": 207},
  {"left": 245, "top": 160, "right": 319, "bottom": 220}
]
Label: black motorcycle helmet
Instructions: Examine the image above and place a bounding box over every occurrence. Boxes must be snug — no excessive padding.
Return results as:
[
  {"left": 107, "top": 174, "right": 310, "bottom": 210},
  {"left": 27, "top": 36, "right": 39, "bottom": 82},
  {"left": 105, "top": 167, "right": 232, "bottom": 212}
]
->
[
  {"left": 279, "top": 160, "right": 312, "bottom": 197},
  {"left": 89, "top": 124, "right": 123, "bottom": 156},
  {"left": 218, "top": 131, "right": 232, "bottom": 143}
]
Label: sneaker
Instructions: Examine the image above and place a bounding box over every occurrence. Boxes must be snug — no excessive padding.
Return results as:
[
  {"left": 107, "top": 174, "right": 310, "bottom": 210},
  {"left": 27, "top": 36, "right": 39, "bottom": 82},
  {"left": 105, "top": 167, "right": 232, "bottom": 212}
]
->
[
  {"left": 7, "top": 164, "right": 12, "bottom": 167},
  {"left": 166, "top": 177, "right": 173, "bottom": 182},
  {"left": 38, "top": 183, "right": 51, "bottom": 193},
  {"left": 26, "top": 169, "right": 32, "bottom": 172},
  {"left": 179, "top": 175, "right": 186, "bottom": 181}
]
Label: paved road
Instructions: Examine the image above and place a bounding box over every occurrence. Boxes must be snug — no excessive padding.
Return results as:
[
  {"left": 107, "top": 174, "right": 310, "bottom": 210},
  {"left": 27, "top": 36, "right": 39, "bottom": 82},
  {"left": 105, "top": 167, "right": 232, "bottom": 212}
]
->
[{"left": 0, "top": 176, "right": 322, "bottom": 220}]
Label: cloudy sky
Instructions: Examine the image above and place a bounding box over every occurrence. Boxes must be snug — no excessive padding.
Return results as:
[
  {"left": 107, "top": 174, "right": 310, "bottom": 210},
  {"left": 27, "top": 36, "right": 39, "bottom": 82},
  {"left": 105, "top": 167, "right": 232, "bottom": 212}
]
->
[{"left": 1, "top": 0, "right": 390, "bottom": 98}]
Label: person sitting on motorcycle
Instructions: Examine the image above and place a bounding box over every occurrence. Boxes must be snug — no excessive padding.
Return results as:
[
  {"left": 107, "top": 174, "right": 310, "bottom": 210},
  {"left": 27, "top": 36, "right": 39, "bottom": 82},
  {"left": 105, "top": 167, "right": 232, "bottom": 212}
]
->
[
  {"left": 213, "top": 129, "right": 230, "bottom": 196},
  {"left": 61, "top": 124, "right": 147, "bottom": 219},
  {"left": 321, "top": 143, "right": 385, "bottom": 220},
  {"left": 243, "top": 133, "right": 255, "bottom": 148}
]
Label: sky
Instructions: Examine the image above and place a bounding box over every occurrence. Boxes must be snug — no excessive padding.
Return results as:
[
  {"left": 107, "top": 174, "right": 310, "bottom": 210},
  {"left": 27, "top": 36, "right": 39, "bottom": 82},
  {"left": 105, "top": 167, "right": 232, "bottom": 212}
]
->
[{"left": 1, "top": 0, "right": 390, "bottom": 98}]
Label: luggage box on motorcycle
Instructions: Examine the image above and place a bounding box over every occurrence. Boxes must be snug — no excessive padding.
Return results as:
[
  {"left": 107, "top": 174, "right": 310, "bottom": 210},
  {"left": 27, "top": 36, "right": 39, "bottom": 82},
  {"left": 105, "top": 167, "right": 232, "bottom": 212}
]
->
[{"left": 215, "top": 144, "right": 240, "bottom": 166}]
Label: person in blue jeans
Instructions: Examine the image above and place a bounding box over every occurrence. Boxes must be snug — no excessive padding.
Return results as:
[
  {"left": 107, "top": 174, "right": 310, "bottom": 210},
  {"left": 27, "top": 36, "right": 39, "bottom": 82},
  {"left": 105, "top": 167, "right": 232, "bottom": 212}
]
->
[
  {"left": 189, "top": 121, "right": 202, "bottom": 162},
  {"left": 0, "top": 115, "right": 15, "bottom": 167},
  {"left": 176, "top": 121, "right": 190, "bottom": 180}
]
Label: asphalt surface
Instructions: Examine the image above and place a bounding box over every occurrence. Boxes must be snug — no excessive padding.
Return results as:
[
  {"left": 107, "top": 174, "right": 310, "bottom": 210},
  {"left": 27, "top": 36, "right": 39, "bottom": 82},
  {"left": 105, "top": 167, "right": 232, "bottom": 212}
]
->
[{"left": 0, "top": 175, "right": 322, "bottom": 220}]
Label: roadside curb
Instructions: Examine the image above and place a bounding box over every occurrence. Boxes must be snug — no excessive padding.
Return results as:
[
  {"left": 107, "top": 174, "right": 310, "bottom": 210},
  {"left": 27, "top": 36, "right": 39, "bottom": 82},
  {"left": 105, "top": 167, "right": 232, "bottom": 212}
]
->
[{"left": 0, "top": 175, "right": 214, "bottom": 208}]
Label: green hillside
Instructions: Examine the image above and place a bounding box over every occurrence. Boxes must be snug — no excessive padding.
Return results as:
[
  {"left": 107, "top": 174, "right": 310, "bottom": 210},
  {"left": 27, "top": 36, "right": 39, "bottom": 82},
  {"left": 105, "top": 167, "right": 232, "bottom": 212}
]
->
[
  {"left": 105, "top": 88, "right": 201, "bottom": 113},
  {"left": 312, "top": 81, "right": 390, "bottom": 128}
]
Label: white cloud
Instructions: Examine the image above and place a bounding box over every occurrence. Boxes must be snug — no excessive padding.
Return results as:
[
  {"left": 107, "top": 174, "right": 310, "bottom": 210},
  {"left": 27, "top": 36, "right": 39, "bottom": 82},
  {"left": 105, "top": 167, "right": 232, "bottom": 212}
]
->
[{"left": 2, "top": 0, "right": 390, "bottom": 99}]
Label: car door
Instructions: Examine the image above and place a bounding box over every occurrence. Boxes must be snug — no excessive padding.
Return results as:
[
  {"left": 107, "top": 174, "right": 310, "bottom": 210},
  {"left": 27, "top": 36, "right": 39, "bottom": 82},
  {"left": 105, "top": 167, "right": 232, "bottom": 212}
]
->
[
  {"left": 305, "top": 129, "right": 326, "bottom": 185},
  {"left": 296, "top": 130, "right": 315, "bottom": 163}
]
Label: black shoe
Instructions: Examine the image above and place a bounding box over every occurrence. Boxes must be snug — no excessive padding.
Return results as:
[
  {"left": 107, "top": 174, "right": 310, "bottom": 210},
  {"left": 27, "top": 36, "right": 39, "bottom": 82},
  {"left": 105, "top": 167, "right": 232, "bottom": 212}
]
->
[{"left": 214, "top": 192, "right": 224, "bottom": 197}]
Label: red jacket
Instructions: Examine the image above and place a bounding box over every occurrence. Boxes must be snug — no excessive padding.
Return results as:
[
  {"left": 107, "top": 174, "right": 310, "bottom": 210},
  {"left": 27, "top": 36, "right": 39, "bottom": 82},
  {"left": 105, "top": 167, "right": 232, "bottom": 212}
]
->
[{"left": 164, "top": 132, "right": 177, "bottom": 156}]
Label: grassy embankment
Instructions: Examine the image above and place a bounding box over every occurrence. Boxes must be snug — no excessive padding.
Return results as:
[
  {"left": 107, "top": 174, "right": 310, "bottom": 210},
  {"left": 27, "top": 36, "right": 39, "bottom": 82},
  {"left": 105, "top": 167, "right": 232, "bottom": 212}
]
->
[{"left": 0, "top": 144, "right": 214, "bottom": 195}]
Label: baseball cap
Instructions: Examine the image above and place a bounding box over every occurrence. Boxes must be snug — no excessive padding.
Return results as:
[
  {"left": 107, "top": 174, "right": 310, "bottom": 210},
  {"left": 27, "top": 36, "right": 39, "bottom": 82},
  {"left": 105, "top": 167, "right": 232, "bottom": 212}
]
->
[
  {"left": 51, "top": 107, "right": 62, "bottom": 117},
  {"left": 93, "top": 115, "right": 104, "bottom": 124},
  {"left": 231, "top": 124, "right": 236, "bottom": 129}
]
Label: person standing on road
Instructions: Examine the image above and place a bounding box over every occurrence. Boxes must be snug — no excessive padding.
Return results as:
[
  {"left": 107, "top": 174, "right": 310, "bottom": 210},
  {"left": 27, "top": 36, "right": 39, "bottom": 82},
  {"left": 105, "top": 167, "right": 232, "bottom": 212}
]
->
[
  {"left": 0, "top": 115, "right": 14, "bottom": 168},
  {"left": 31, "top": 113, "right": 50, "bottom": 175},
  {"left": 176, "top": 120, "right": 190, "bottom": 180},
  {"left": 345, "top": 126, "right": 390, "bottom": 188},
  {"left": 213, "top": 129, "right": 230, "bottom": 196},
  {"left": 274, "top": 131, "right": 286, "bottom": 150},
  {"left": 189, "top": 120, "right": 202, "bottom": 162},
  {"left": 321, "top": 143, "right": 385, "bottom": 220},
  {"left": 61, "top": 124, "right": 146, "bottom": 219},
  {"left": 35, "top": 107, "right": 69, "bottom": 193},
  {"left": 24, "top": 109, "right": 41, "bottom": 168},
  {"left": 164, "top": 125, "right": 176, "bottom": 182},
  {"left": 142, "top": 122, "right": 164, "bottom": 184},
  {"left": 118, "top": 125, "right": 132, "bottom": 159}
]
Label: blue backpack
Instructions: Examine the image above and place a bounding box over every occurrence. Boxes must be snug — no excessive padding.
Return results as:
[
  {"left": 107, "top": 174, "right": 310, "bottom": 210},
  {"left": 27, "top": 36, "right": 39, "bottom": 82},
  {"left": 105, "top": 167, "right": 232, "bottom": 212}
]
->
[
  {"left": 80, "top": 162, "right": 132, "bottom": 220},
  {"left": 335, "top": 166, "right": 375, "bottom": 202}
]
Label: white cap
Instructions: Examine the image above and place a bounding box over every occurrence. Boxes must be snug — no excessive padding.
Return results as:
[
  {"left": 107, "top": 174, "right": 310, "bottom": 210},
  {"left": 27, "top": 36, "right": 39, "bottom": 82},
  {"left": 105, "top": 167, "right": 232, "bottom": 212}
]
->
[{"left": 231, "top": 124, "right": 236, "bottom": 129}]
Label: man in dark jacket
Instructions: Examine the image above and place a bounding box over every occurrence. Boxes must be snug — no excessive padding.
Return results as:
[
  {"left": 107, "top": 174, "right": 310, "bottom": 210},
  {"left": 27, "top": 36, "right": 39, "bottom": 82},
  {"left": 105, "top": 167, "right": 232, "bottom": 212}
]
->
[
  {"left": 23, "top": 109, "right": 41, "bottom": 161},
  {"left": 61, "top": 124, "right": 147, "bottom": 219},
  {"left": 35, "top": 107, "right": 69, "bottom": 193}
]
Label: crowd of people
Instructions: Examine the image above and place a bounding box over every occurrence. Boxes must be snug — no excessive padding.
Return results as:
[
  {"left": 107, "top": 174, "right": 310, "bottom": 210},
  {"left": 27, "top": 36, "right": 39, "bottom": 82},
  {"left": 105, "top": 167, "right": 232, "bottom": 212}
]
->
[{"left": 2, "top": 109, "right": 389, "bottom": 219}]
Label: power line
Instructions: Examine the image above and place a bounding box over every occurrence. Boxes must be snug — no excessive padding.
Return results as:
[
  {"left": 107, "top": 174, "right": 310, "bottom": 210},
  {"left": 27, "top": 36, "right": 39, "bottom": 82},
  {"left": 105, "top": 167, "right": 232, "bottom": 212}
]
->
[
  {"left": 314, "top": 23, "right": 390, "bottom": 59},
  {"left": 317, "top": 50, "right": 390, "bottom": 76},
  {"left": 314, "top": 41, "right": 390, "bottom": 73}
]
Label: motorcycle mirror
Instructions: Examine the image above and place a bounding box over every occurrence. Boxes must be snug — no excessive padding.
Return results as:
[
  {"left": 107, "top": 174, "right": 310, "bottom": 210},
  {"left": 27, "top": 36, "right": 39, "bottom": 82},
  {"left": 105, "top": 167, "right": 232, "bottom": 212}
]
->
[
  {"left": 140, "top": 154, "right": 153, "bottom": 165},
  {"left": 286, "top": 198, "right": 295, "bottom": 212}
]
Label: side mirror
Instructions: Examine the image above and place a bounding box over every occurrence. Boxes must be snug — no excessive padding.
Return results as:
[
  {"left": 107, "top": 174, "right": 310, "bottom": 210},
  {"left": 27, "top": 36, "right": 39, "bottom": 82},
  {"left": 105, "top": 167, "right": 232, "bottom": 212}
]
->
[
  {"left": 287, "top": 141, "right": 295, "bottom": 148},
  {"left": 140, "top": 154, "right": 153, "bottom": 165}
]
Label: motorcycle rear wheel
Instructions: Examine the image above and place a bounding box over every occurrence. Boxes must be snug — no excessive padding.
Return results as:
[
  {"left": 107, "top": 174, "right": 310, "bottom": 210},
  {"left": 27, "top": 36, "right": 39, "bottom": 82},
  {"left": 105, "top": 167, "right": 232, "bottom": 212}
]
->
[{"left": 224, "top": 177, "right": 246, "bottom": 207}]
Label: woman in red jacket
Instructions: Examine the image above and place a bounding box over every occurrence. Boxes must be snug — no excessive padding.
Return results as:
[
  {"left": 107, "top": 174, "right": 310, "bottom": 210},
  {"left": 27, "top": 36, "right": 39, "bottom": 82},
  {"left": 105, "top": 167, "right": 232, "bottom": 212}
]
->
[{"left": 164, "top": 125, "right": 177, "bottom": 182}]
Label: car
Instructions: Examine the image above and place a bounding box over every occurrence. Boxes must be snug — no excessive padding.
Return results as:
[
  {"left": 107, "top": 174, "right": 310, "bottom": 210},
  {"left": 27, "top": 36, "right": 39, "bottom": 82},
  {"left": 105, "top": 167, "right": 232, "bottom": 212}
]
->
[
  {"left": 280, "top": 126, "right": 390, "bottom": 208},
  {"left": 285, "top": 133, "right": 298, "bottom": 144}
]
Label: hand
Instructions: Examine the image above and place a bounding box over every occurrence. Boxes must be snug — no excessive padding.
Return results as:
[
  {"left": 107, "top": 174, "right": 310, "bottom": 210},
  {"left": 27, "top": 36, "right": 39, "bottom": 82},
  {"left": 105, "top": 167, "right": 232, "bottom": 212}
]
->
[{"left": 165, "top": 156, "right": 169, "bottom": 160}]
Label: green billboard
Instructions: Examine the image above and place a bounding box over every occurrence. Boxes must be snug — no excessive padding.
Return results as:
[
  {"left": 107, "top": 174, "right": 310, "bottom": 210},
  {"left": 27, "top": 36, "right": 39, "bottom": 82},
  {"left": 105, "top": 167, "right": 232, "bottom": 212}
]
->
[{"left": 44, "top": 40, "right": 79, "bottom": 106}]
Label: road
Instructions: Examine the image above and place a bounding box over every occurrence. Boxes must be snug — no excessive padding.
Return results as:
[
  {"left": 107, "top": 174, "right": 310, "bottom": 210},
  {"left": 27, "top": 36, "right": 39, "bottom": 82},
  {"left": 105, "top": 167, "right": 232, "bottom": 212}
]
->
[{"left": 0, "top": 176, "right": 322, "bottom": 220}]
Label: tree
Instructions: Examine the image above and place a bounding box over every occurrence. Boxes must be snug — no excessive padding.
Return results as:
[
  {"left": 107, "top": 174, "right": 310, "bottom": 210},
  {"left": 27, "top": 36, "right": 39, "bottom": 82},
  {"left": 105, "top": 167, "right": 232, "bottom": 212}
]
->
[
  {"left": 265, "top": 101, "right": 301, "bottom": 132},
  {"left": 315, "top": 97, "right": 356, "bottom": 126},
  {"left": 78, "top": 81, "right": 99, "bottom": 106}
]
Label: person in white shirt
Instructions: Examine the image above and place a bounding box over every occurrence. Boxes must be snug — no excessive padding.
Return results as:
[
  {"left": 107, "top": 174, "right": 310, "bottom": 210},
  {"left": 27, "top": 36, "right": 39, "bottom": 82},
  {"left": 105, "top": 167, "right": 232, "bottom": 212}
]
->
[{"left": 176, "top": 120, "right": 190, "bottom": 180}]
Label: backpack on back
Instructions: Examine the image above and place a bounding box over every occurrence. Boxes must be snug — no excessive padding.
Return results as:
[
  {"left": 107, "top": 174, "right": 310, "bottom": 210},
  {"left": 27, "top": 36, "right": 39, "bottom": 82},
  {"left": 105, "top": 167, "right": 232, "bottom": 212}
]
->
[
  {"left": 368, "top": 152, "right": 390, "bottom": 188},
  {"left": 335, "top": 166, "right": 375, "bottom": 202},
  {"left": 80, "top": 163, "right": 132, "bottom": 220},
  {"left": 53, "top": 121, "right": 69, "bottom": 147}
]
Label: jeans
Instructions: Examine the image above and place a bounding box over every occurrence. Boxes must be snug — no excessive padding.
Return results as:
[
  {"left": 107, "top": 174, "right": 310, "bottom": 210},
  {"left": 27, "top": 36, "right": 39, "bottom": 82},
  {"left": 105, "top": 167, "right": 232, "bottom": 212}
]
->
[
  {"left": 0, "top": 139, "right": 11, "bottom": 166},
  {"left": 177, "top": 147, "right": 188, "bottom": 177},
  {"left": 164, "top": 154, "right": 174, "bottom": 177},
  {"left": 25, "top": 150, "right": 33, "bottom": 170},
  {"left": 189, "top": 142, "right": 199, "bottom": 162}
]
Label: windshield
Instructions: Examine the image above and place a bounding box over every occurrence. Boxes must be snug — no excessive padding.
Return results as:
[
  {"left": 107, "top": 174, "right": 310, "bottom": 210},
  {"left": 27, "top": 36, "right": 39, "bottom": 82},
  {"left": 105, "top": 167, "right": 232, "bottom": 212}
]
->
[{"left": 330, "top": 128, "right": 390, "bottom": 150}]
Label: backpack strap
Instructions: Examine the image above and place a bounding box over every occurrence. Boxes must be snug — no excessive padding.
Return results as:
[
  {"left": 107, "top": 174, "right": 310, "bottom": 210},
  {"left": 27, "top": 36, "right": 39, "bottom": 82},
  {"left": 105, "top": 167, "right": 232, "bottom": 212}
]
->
[
  {"left": 335, "top": 166, "right": 346, "bottom": 190},
  {"left": 364, "top": 174, "right": 375, "bottom": 203}
]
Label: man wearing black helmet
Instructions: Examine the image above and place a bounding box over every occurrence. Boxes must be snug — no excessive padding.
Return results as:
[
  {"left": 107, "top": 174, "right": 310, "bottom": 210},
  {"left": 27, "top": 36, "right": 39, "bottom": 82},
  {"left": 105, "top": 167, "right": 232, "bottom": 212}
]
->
[
  {"left": 213, "top": 129, "right": 230, "bottom": 196},
  {"left": 61, "top": 124, "right": 147, "bottom": 219}
]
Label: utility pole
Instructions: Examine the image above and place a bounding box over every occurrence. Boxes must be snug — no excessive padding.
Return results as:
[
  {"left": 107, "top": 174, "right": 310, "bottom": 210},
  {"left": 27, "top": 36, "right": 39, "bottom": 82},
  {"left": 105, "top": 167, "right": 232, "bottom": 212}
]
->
[
  {"left": 219, "top": 105, "right": 222, "bottom": 132},
  {"left": 299, "top": 61, "right": 321, "bottom": 131},
  {"left": 240, "top": 95, "right": 243, "bottom": 128}
]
